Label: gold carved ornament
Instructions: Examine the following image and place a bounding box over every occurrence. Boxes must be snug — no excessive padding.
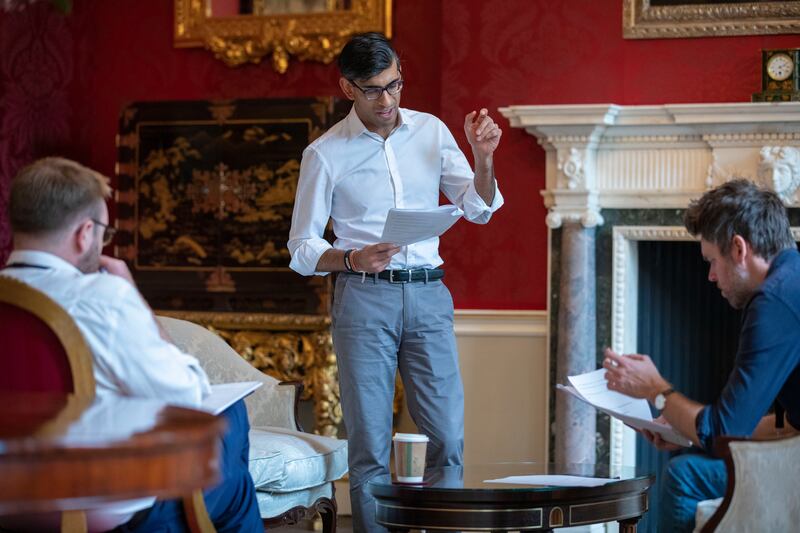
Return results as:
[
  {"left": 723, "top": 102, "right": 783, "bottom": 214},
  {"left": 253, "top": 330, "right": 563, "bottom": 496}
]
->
[
  {"left": 623, "top": 0, "right": 800, "bottom": 39},
  {"left": 174, "top": 0, "right": 392, "bottom": 72}
]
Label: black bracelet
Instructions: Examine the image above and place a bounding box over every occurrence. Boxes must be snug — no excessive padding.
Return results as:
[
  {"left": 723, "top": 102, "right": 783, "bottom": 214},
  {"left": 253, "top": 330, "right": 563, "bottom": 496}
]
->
[{"left": 343, "top": 249, "right": 355, "bottom": 272}]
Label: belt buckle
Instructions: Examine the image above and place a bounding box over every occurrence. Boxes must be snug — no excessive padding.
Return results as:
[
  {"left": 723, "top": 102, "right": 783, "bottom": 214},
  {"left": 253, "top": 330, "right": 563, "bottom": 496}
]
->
[{"left": 388, "top": 269, "right": 412, "bottom": 283}]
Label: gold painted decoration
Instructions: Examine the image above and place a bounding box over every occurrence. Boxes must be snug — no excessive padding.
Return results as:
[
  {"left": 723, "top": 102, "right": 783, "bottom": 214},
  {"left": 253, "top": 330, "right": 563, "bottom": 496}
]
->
[
  {"left": 174, "top": 0, "right": 392, "bottom": 72},
  {"left": 623, "top": 0, "right": 800, "bottom": 39}
]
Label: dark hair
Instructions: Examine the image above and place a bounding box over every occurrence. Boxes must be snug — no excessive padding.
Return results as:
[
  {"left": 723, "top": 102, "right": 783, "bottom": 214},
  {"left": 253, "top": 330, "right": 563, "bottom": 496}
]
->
[
  {"left": 684, "top": 178, "right": 795, "bottom": 261},
  {"left": 338, "top": 32, "right": 399, "bottom": 81},
  {"left": 10, "top": 157, "right": 111, "bottom": 235}
]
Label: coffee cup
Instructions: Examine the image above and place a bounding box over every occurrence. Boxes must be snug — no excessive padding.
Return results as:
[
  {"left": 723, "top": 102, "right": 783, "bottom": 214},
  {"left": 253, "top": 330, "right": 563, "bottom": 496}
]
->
[{"left": 393, "top": 433, "right": 429, "bottom": 483}]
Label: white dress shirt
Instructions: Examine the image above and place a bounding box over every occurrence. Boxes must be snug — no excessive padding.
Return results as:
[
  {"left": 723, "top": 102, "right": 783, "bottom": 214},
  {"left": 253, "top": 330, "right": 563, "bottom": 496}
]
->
[
  {"left": 2, "top": 250, "right": 211, "bottom": 406},
  {"left": 288, "top": 106, "right": 504, "bottom": 276}
]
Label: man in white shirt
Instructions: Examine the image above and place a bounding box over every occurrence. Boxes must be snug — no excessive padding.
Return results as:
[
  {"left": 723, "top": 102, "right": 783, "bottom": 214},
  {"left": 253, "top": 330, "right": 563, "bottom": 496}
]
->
[
  {"left": 288, "top": 33, "right": 504, "bottom": 531},
  {"left": 1, "top": 157, "right": 261, "bottom": 532}
]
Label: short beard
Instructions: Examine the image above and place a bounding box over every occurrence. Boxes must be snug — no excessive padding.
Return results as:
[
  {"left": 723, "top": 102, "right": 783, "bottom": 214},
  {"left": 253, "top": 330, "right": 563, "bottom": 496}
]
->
[
  {"left": 76, "top": 240, "right": 102, "bottom": 274},
  {"left": 725, "top": 266, "right": 753, "bottom": 310}
]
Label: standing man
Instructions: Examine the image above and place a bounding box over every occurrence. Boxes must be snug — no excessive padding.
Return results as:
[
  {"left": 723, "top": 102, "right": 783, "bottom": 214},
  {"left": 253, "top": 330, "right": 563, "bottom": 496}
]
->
[
  {"left": 288, "top": 33, "right": 503, "bottom": 531},
  {"left": 603, "top": 179, "right": 800, "bottom": 532}
]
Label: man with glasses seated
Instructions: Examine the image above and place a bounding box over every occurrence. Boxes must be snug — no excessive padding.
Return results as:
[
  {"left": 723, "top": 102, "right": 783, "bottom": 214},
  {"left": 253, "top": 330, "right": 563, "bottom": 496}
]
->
[
  {"left": 1, "top": 157, "right": 261, "bottom": 532},
  {"left": 288, "top": 32, "right": 504, "bottom": 532}
]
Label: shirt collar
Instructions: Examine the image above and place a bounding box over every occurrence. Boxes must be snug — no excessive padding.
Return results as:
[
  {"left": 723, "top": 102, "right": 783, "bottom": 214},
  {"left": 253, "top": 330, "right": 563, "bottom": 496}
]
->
[
  {"left": 344, "top": 105, "right": 415, "bottom": 140},
  {"left": 6, "top": 250, "right": 83, "bottom": 275}
]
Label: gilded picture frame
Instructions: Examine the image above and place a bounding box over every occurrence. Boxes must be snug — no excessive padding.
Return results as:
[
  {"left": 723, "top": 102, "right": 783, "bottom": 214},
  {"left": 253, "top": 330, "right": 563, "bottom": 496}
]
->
[
  {"left": 623, "top": 0, "right": 800, "bottom": 39},
  {"left": 174, "top": 0, "right": 392, "bottom": 72}
]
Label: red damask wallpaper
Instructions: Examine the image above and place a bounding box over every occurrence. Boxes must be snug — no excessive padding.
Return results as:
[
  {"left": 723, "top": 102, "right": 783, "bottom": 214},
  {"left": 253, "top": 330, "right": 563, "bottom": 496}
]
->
[{"left": 0, "top": 0, "right": 797, "bottom": 309}]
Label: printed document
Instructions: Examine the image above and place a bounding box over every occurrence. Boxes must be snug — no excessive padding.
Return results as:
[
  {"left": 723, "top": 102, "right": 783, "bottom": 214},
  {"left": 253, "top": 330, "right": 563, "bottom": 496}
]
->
[
  {"left": 485, "top": 475, "right": 617, "bottom": 487},
  {"left": 557, "top": 368, "right": 693, "bottom": 447},
  {"left": 380, "top": 205, "right": 463, "bottom": 246},
  {"left": 201, "top": 381, "right": 262, "bottom": 415}
]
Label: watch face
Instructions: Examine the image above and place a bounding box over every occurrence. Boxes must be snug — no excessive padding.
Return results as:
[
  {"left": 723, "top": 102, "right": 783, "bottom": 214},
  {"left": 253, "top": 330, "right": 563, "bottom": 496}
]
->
[{"left": 767, "top": 53, "right": 795, "bottom": 82}]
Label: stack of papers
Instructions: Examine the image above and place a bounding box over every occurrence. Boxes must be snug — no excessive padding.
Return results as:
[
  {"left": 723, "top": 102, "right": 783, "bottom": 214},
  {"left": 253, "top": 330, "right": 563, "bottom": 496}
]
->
[
  {"left": 558, "top": 369, "right": 692, "bottom": 447},
  {"left": 380, "top": 205, "right": 463, "bottom": 246},
  {"left": 484, "top": 475, "right": 617, "bottom": 487},
  {"left": 201, "top": 381, "right": 262, "bottom": 415}
]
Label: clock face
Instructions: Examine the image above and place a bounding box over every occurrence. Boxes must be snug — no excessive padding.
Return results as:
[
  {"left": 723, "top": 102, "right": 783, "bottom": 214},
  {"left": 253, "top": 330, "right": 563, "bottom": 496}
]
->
[{"left": 767, "top": 53, "right": 795, "bottom": 82}]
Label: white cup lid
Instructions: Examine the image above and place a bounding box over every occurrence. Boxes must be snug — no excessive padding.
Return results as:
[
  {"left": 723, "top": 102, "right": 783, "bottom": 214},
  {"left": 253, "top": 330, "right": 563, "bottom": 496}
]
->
[{"left": 393, "top": 433, "right": 429, "bottom": 443}]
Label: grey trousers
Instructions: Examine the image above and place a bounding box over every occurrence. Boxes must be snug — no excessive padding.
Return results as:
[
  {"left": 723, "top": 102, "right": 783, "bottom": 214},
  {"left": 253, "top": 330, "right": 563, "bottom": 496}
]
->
[{"left": 332, "top": 274, "right": 464, "bottom": 533}]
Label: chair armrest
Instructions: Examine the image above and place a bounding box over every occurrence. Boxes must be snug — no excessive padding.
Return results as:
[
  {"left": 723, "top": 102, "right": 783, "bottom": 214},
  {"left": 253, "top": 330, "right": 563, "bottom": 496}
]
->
[{"left": 157, "top": 316, "right": 298, "bottom": 430}]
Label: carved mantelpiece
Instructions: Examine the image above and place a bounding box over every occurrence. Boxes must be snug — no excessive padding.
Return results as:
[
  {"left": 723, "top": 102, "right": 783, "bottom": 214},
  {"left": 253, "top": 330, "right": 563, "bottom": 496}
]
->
[{"left": 500, "top": 102, "right": 800, "bottom": 468}]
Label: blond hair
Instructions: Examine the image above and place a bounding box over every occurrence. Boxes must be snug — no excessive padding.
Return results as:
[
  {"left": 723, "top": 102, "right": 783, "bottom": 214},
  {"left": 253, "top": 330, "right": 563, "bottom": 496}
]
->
[{"left": 10, "top": 157, "right": 112, "bottom": 235}]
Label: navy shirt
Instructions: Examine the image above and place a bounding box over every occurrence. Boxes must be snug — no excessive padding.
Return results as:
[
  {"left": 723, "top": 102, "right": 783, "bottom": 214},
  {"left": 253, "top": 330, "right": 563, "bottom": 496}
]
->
[{"left": 695, "top": 248, "right": 800, "bottom": 451}]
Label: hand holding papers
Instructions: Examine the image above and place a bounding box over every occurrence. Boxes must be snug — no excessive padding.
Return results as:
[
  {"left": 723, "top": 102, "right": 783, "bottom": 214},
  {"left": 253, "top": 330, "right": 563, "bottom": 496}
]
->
[
  {"left": 380, "top": 205, "right": 463, "bottom": 246},
  {"left": 558, "top": 369, "right": 692, "bottom": 448}
]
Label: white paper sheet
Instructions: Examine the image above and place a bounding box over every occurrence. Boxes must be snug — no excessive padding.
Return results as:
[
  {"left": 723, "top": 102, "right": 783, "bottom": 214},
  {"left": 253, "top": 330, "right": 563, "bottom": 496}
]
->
[
  {"left": 558, "top": 369, "right": 693, "bottom": 448},
  {"left": 484, "top": 475, "right": 617, "bottom": 487},
  {"left": 380, "top": 205, "right": 463, "bottom": 246},
  {"left": 201, "top": 381, "right": 262, "bottom": 415}
]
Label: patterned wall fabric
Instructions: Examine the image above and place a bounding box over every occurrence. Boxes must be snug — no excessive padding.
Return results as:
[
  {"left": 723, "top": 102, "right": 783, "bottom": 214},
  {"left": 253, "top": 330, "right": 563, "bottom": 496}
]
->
[{"left": 1, "top": 0, "right": 798, "bottom": 309}]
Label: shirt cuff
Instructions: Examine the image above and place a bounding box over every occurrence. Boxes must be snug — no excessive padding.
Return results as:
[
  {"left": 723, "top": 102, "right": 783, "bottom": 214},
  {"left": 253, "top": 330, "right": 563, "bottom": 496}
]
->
[
  {"left": 695, "top": 405, "right": 714, "bottom": 452},
  {"left": 289, "top": 239, "right": 333, "bottom": 276},
  {"left": 462, "top": 180, "right": 504, "bottom": 223}
]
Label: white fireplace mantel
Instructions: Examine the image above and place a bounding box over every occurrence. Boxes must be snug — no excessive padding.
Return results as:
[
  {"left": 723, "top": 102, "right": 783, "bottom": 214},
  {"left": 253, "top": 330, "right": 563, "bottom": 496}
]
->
[{"left": 499, "top": 102, "right": 800, "bottom": 227}]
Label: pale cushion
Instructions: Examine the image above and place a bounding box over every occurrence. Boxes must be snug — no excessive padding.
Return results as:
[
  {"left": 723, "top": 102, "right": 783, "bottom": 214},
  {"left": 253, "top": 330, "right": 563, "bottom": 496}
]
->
[
  {"left": 248, "top": 440, "right": 285, "bottom": 489},
  {"left": 250, "top": 426, "right": 348, "bottom": 493},
  {"left": 693, "top": 497, "right": 723, "bottom": 533}
]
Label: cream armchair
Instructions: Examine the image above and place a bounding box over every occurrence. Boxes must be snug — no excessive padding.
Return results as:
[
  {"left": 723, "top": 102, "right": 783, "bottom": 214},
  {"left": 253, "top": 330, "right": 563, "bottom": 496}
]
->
[
  {"left": 695, "top": 432, "right": 800, "bottom": 532},
  {"left": 158, "top": 316, "right": 347, "bottom": 532}
]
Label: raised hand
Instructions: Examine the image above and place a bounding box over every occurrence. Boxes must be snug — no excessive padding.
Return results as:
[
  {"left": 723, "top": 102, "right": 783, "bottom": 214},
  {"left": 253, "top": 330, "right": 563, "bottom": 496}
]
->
[{"left": 464, "top": 108, "right": 502, "bottom": 161}]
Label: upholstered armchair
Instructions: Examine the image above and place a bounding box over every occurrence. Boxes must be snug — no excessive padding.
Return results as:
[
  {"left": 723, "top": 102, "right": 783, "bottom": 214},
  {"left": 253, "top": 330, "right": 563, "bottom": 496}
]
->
[
  {"left": 157, "top": 316, "right": 347, "bottom": 532},
  {"left": 695, "top": 433, "right": 800, "bottom": 532}
]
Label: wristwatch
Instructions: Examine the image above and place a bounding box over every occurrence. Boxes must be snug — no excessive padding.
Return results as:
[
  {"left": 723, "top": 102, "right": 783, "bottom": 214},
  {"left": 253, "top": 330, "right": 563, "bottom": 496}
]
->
[{"left": 653, "top": 387, "right": 675, "bottom": 411}]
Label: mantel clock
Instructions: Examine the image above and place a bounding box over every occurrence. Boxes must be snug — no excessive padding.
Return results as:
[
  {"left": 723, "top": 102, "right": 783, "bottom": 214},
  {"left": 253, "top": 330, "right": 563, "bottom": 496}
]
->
[{"left": 753, "top": 49, "right": 800, "bottom": 102}]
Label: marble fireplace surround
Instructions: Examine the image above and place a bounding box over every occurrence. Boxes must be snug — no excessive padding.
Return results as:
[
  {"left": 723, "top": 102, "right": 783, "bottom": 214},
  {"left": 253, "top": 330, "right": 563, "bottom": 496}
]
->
[{"left": 500, "top": 102, "right": 800, "bottom": 469}]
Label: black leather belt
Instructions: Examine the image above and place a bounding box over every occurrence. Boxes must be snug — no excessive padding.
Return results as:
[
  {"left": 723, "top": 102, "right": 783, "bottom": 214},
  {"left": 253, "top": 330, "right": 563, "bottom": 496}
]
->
[{"left": 344, "top": 268, "right": 444, "bottom": 283}]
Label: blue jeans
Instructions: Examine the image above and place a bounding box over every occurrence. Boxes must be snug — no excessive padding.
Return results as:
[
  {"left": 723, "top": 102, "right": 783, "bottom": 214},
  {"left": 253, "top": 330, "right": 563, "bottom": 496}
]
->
[
  {"left": 113, "top": 400, "right": 261, "bottom": 532},
  {"left": 659, "top": 451, "right": 727, "bottom": 532}
]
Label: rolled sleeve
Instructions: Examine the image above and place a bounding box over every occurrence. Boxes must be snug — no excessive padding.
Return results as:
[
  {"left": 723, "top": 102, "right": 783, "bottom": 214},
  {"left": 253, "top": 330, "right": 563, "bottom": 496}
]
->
[
  {"left": 438, "top": 122, "right": 503, "bottom": 224},
  {"left": 287, "top": 146, "right": 334, "bottom": 276},
  {"left": 695, "top": 293, "right": 800, "bottom": 452}
]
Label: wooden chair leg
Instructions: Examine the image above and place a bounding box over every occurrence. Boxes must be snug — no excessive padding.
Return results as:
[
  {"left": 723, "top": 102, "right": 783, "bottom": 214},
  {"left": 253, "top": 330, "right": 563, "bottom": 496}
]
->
[
  {"left": 182, "top": 489, "right": 216, "bottom": 533},
  {"left": 61, "top": 510, "right": 87, "bottom": 533},
  {"left": 319, "top": 498, "right": 337, "bottom": 533}
]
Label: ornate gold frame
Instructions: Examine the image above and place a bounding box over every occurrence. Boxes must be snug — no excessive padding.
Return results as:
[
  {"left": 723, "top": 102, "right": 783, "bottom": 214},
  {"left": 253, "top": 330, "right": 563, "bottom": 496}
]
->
[
  {"left": 623, "top": 0, "right": 800, "bottom": 39},
  {"left": 174, "top": 0, "right": 392, "bottom": 72}
]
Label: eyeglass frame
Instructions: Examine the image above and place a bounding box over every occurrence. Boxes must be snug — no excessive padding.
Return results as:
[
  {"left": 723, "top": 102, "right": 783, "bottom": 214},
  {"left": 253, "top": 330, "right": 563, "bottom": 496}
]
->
[
  {"left": 90, "top": 219, "right": 117, "bottom": 246},
  {"left": 348, "top": 76, "right": 404, "bottom": 101}
]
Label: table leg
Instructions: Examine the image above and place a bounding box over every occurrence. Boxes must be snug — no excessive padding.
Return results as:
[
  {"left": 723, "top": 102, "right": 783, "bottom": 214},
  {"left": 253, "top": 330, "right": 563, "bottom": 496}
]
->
[
  {"left": 61, "top": 510, "right": 87, "bottom": 533},
  {"left": 619, "top": 517, "right": 640, "bottom": 533}
]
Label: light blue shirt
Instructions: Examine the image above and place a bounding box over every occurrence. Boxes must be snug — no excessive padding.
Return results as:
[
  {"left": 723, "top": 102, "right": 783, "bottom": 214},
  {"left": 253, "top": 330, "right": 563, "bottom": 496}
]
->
[{"left": 288, "top": 106, "right": 504, "bottom": 276}]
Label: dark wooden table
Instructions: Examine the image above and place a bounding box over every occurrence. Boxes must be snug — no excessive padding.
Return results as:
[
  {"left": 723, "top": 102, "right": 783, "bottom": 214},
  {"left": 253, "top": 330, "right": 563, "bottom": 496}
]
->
[
  {"left": 368, "top": 463, "right": 654, "bottom": 532},
  {"left": 0, "top": 392, "right": 225, "bottom": 530}
]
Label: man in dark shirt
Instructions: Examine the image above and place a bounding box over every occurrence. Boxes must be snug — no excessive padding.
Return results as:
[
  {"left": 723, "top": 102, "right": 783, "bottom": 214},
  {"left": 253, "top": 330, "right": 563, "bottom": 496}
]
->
[{"left": 603, "top": 179, "right": 800, "bottom": 532}]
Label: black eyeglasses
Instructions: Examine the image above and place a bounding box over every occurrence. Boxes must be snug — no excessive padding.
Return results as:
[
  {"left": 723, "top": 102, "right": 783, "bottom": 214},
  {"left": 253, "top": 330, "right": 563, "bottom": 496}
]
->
[
  {"left": 91, "top": 219, "right": 117, "bottom": 246},
  {"left": 349, "top": 78, "right": 404, "bottom": 101}
]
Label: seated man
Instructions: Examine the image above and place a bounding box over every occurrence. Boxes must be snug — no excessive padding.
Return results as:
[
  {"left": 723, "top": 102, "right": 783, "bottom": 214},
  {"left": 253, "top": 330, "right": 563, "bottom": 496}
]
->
[
  {"left": 1, "top": 157, "right": 261, "bottom": 532},
  {"left": 603, "top": 179, "right": 800, "bottom": 532}
]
